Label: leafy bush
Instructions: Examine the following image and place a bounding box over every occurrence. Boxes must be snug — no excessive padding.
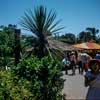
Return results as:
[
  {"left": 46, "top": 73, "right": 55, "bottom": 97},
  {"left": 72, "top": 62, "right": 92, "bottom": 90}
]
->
[
  {"left": 0, "top": 70, "right": 35, "bottom": 100},
  {"left": 0, "top": 56, "right": 64, "bottom": 100},
  {"left": 0, "top": 25, "right": 14, "bottom": 68},
  {"left": 13, "top": 56, "right": 64, "bottom": 100}
]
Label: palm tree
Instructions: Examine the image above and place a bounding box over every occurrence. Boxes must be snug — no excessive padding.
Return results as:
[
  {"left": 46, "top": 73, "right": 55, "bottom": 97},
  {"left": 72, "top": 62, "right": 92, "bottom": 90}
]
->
[
  {"left": 86, "top": 27, "right": 99, "bottom": 41},
  {"left": 20, "top": 5, "right": 63, "bottom": 58}
]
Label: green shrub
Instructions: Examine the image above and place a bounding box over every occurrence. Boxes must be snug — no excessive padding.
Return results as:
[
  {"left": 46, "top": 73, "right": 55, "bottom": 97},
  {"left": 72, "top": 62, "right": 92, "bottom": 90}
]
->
[
  {"left": 13, "top": 56, "right": 64, "bottom": 100},
  {"left": 0, "top": 56, "right": 64, "bottom": 100},
  {"left": 0, "top": 70, "right": 35, "bottom": 100}
]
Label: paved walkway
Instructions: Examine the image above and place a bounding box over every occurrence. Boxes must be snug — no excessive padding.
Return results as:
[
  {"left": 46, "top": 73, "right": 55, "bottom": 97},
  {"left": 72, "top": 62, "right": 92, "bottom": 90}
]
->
[{"left": 62, "top": 69, "right": 89, "bottom": 99}]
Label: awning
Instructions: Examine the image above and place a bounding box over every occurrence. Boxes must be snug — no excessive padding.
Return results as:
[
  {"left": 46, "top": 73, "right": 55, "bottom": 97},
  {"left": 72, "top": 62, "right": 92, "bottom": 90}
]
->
[{"left": 73, "top": 42, "right": 100, "bottom": 49}]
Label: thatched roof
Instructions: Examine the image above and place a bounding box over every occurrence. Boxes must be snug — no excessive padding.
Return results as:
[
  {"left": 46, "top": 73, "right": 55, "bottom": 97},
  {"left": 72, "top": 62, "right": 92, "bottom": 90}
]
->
[
  {"left": 26, "top": 38, "right": 74, "bottom": 59},
  {"left": 48, "top": 39, "right": 73, "bottom": 51},
  {"left": 27, "top": 39, "right": 74, "bottom": 52},
  {"left": 26, "top": 39, "right": 73, "bottom": 52}
]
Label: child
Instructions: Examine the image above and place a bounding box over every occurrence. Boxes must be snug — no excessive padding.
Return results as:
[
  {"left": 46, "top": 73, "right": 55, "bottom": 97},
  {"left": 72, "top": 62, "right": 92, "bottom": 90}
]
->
[{"left": 84, "top": 60, "right": 100, "bottom": 100}]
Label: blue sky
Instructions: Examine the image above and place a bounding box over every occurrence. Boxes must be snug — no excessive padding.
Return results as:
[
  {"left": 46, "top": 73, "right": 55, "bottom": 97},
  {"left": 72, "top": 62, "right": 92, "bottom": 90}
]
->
[{"left": 0, "top": 0, "right": 100, "bottom": 36}]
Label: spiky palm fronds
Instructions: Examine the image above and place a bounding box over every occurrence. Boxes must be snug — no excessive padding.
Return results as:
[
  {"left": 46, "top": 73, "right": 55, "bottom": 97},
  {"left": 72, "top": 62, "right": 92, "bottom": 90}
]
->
[
  {"left": 20, "top": 6, "right": 63, "bottom": 39},
  {"left": 20, "top": 5, "right": 64, "bottom": 58}
]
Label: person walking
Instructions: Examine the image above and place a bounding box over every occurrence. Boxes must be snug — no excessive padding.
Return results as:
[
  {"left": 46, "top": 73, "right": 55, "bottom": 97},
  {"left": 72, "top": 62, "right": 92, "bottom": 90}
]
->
[
  {"left": 70, "top": 51, "right": 76, "bottom": 75},
  {"left": 84, "top": 59, "right": 100, "bottom": 100},
  {"left": 62, "top": 57, "right": 68, "bottom": 74},
  {"left": 77, "top": 50, "right": 82, "bottom": 74},
  {"left": 81, "top": 50, "right": 92, "bottom": 74}
]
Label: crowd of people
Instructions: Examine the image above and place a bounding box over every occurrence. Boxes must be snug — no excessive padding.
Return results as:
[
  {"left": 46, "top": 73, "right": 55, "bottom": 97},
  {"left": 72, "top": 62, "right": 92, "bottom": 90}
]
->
[
  {"left": 62, "top": 50, "right": 100, "bottom": 75},
  {"left": 62, "top": 50, "right": 100, "bottom": 99}
]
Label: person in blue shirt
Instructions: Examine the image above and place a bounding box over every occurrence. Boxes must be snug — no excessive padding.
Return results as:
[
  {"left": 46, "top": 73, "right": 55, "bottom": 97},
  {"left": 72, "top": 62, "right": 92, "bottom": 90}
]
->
[
  {"left": 62, "top": 58, "right": 67, "bottom": 65},
  {"left": 84, "top": 60, "right": 100, "bottom": 100},
  {"left": 62, "top": 56, "right": 71, "bottom": 75},
  {"left": 95, "top": 51, "right": 100, "bottom": 60}
]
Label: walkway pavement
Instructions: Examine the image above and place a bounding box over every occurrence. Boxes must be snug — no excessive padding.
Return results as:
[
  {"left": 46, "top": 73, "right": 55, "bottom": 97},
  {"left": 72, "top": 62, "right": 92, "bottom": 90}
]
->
[{"left": 62, "top": 69, "right": 88, "bottom": 100}]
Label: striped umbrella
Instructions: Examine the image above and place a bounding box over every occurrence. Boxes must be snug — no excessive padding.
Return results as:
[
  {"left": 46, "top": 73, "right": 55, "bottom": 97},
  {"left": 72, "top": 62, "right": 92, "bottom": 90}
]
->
[{"left": 73, "top": 42, "right": 100, "bottom": 49}]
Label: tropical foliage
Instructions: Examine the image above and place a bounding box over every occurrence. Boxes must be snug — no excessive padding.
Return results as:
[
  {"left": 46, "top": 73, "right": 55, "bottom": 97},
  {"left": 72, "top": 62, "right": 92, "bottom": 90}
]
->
[
  {"left": 0, "top": 70, "right": 35, "bottom": 100},
  {"left": 0, "top": 10, "right": 64, "bottom": 99},
  {"left": 20, "top": 5, "right": 63, "bottom": 58},
  {"left": 0, "top": 25, "right": 15, "bottom": 68},
  {"left": 0, "top": 56, "right": 64, "bottom": 100}
]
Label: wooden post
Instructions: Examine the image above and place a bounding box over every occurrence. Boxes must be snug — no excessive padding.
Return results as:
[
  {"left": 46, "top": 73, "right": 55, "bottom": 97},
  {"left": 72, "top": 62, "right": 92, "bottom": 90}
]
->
[{"left": 14, "top": 29, "right": 21, "bottom": 65}]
